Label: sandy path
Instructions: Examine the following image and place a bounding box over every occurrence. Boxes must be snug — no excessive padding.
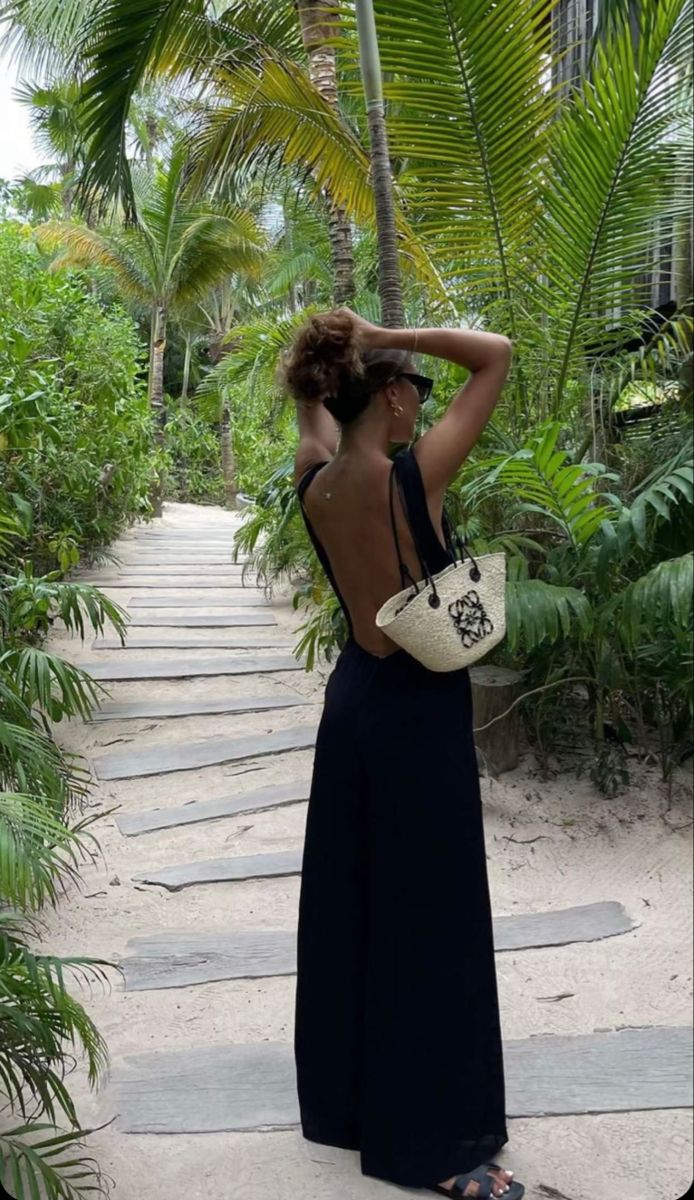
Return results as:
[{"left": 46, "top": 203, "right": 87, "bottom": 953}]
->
[{"left": 41, "top": 502, "right": 693, "bottom": 1200}]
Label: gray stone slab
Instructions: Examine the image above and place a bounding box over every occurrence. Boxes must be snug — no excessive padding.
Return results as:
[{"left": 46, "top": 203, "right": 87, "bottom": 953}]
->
[
  {"left": 94, "top": 723, "right": 317, "bottom": 779},
  {"left": 122, "top": 930, "right": 297, "bottom": 990},
  {"left": 127, "top": 594, "right": 269, "bottom": 607},
  {"left": 77, "top": 580, "right": 262, "bottom": 590},
  {"left": 133, "top": 848, "right": 304, "bottom": 891},
  {"left": 117, "top": 778, "right": 311, "bottom": 835},
  {"left": 111, "top": 1025, "right": 693, "bottom": 1132},
  {"left": 126, "top": 533, "right": 239, "bottom": 541},
  {"left": 492, "top": 900, "right": 639, "bottom": 951},
  {"left": 80, "top": 565, "right": 252, "bottom": 577},
  {"left": 119, "top": 901, "right": 638, "bottom": 989},
  {"left": 128, "top": 613, "right": 274, "bottom": 626},
  {"left": 92, "top": 634, "right": 293, "bottom": 650},
  {"left": 93, "top": 696, "right": 310, "bottom": 725},
  {"left": 115, "top": 557, "right": 240, "bottom": 566},
  {"left": 79, "top": 655, "right": 301, "bottom": 682}
]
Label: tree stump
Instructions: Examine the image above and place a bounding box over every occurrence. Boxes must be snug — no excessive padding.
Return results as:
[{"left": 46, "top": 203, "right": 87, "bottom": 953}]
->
[{"left": 470, "top": 665, "right": 522, "bottom": 776}]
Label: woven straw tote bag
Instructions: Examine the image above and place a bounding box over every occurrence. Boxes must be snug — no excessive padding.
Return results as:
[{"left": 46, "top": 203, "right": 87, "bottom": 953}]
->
[{"left": 376, "top": 465, "right": 506, "bottom": 672}]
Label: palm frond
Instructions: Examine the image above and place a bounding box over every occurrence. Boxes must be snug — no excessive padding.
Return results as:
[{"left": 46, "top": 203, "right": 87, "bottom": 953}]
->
[
  {"left": 506, "top": 578, "right": 593, "bottom": 652},
  {"left": 620, "top": 551, "right": 694, "bottom": 642},
  {"left": 35, "top": 222, "right": 154, "bottom": 302},
  {"left": 460, "top": 422, "right": 620, "bottom": 547},
  {"left": 1, "top": 646, "right": 105, "bottom": 722},
  {"left": 346, "top": 0, "right": 558, "bottom": 322},
  {"left": 0, "top": 791, "right": 97, "bottom": 910},
  {"left": 627, "top": 449, "right": 694, "bottom": 546},
  {"left": 188, "top": 54, "right": 447, "bottom": 300},
  {"left": 76, "top": 0, "right": 302, "bottom": 214},
  {"left": 0, "top": 1122, "right": 112, "bottom": 1200},
  {"left": 541, "top": 0, "right": 693, "bottom": 395}
]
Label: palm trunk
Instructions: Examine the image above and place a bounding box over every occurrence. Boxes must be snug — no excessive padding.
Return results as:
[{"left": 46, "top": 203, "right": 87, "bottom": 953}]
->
[
  {"left": 298, "top": 0, "right": 356, "bottom": 304},
  {"left": 150, "top": 304, "right": 167, "bottom": 516},
  {"left": 220, "top": 398, "right": 237, "bottom": 510},
  {"left": 181, "top": 331, "right": 192, "bottom": 401},
  {"left": 675, "top": 189, "right": 693, "bottom": 409},
  {"left": 355, "top": 0, "right": 404, "bottom": 328}
]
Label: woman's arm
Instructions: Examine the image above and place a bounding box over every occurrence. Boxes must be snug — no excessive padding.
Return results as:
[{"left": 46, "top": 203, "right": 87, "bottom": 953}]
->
[
  {"left": 360, "top": 321, "right": 513, "bottom": 495},
  {"left": 294, "top": 400, "right": 339, "bottom": 485}
]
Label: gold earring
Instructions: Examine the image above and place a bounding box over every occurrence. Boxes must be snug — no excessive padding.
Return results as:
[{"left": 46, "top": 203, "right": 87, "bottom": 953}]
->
[{"left": 391, "top": 402, "right": 404, "bottom": 417}]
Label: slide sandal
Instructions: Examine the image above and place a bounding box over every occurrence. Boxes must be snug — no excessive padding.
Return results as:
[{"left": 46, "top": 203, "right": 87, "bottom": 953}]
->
[{"left": 431, "top": 1162, "right": 525, "bottom": 1199}]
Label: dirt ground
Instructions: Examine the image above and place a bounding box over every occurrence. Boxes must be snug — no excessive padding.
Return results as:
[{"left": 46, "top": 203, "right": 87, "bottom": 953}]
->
[{"left": 39, "top": 502, "right": 693, "bottom": 1200}]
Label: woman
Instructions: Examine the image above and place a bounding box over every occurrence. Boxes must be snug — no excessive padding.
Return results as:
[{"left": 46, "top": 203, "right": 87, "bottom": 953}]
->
[{"left": 282, "top": 308, "right": 521, "bottom": 1199}]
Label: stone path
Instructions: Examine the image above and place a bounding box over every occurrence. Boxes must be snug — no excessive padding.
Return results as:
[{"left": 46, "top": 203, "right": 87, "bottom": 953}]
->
[{"left": 47, "top": 502, "right": 692, "bottom": 1200}]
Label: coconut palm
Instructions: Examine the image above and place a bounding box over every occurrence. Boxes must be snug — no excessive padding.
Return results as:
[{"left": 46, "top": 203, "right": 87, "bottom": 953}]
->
[
  {"left": 36, "top": 143, "right": 265, "bottom": 512},
  {"left": 13, "top": 76, "right": 87, "bottom": 217},
  {"left": 72, "top": 0, "right": 690, "bottom": 425},
  {"left": 296, "top": 0, "right": 356, "bottom": 304},
  {"left": 354, "top": 0, "right": 404, "bottom": 325},
  {"left": 21, "top": 0, "right": 442, "bottom": 299}
]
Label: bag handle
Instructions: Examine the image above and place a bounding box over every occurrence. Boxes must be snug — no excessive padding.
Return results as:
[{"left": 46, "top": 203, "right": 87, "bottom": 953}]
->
[{"left": 388, "top": 465, "right": 443, "bottom": 608}]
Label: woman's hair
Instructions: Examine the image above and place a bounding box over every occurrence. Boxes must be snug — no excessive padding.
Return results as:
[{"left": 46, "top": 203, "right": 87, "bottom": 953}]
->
[{"left": 280, "top": 310, "right": 409, "bottom": 424}]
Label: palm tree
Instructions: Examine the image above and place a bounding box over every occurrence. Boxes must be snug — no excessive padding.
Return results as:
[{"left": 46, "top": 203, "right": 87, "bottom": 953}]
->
[
  {"left": 11, "top": 0, "right": 691, "bottom": 432},
  {"left": 296, "top": 0, "right": 355, "bottom": 304},
  {"left": 13, "top": 76, "right": 86, "bottom": 216},
  {"left": 37, "top": 143, "right": 265, "bottom": 512},
  {"left": 29, "top": 0, "right": 442, "bottom": 299},
  {"left": 354, "top": 0, "right": 404, "bottom": 326}
]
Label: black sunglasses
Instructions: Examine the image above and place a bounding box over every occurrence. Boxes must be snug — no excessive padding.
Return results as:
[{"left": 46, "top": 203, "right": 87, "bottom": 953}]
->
[{"left": 397, "top": 371, "right": 434, "bottom": 405}]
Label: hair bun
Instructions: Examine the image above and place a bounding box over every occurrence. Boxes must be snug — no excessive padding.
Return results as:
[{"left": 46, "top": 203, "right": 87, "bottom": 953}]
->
[{"left": 280, "top": 310, "right": 364, "bottom": 404}]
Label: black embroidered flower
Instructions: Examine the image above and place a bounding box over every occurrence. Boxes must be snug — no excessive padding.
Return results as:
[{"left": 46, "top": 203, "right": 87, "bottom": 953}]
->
[{"left": 448, "top": 589, "right": 494, "bottom": 647}]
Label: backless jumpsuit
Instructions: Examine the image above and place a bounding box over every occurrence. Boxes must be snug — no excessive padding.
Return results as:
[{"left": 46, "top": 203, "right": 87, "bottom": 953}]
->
[{"left": 294, "top": 447, "right": 508, "bottom": 1188}]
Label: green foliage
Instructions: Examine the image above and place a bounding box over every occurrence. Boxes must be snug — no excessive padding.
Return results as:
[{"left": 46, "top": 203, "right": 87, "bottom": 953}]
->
[
  {"left": 162, "top": 395, "right": 224, "bottom": 505},
  {"left": 1, "top": 473, "right": 121, "bottom": 1197},
  {"left": 233, "top": 458, "right": 310, "bottom": 583},
  {"left": 455, "top": 421, "right": 694, "bottom": 789},
  {"left": 0, "top": 222, "right": 155, "bottom": 573}
]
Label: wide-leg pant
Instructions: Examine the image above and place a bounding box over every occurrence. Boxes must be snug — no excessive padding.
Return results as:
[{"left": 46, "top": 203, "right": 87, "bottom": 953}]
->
[{"left": 294, "top": 639, "right": 508, "bottom": 1188}]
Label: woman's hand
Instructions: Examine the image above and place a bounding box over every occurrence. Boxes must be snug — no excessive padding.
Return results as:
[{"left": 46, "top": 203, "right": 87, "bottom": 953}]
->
[{"left": 334, "top": 307, "right": 383, "bottom": 348}]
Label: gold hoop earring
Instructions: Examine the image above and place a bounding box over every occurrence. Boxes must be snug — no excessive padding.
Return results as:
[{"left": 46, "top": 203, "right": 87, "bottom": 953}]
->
[{"left": 391, "top": 402, "right": 404, "bottom": 418}]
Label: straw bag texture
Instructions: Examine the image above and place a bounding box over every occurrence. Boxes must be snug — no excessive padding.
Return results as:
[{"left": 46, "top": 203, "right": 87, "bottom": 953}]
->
[{"left": 376, "top": 465, "right": 506, "bottom": 672}]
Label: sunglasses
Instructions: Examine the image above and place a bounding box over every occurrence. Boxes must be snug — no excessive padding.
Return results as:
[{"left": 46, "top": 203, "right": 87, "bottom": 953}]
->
[{"left": 397, "top": 371, "right": 434, "bottom": 405}]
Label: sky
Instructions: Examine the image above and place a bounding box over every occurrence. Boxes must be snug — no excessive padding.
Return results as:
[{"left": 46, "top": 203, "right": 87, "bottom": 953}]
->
[{"left": 0, "top": 51, "right": 43, "bottom": 181}]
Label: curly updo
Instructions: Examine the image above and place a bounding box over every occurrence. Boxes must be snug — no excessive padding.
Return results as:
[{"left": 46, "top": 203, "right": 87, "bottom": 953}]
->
[{"left": 280, "top": 310, "right": 409, "bottom": 424}]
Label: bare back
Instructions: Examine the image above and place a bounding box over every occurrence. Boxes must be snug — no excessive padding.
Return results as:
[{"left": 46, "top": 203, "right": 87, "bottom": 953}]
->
[{"left": 298, "top": 446, "right": 452, "bottom": 658}]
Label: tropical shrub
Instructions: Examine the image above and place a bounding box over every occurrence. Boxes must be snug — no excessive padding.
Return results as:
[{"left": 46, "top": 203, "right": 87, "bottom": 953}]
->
[
  {"left": 0, "top": 221, "right": 154, "bottom": 574},
  {"left": 162, "top": 395, "right": 225, "bottom": 505},
  {"left": 1, "top": 512, "right": 126, "bottom": 1198}
]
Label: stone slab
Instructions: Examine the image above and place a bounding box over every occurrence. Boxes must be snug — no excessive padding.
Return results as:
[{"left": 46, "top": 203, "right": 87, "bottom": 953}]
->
[
  {"left": 79, "top": 655, "right": 301, "bottom": 682},
  {"left": 79, "top": 566, "right": 253, "bottom": 577},
  {"left": 94, "top": 724, "right": 317, "bottom": 779},
  {"left": 133, "top": 848, "right": 305, "bottom": 891},
  {"left": 122, "top": 930, "right": 297, "bottom": 990},
  {"left": 127, "top": 597, "right": 270, "bottom": 609},
  {"left": 127, "top": 595, "right": 269, "bottom": 607},
  {"left": 92, "top": 634, "right": 293, "bottom": 650},
  {"left": 119, "top": 902, "right": 639, "bottom": 989},
  {"left": 128, "top": 613, "right": 274, "bottom": 626},
  {"left": 111, "top": 1025, "right": 694, "bottom": 1132},
  {"left": 117, "top": 778, "right": 312, "bottom": 835},
  {"left": 93, "top": 696, "right": 309, "bottom": 724},
  {"left": 77, "top": 580, "right": 263, "bottom": 590}
]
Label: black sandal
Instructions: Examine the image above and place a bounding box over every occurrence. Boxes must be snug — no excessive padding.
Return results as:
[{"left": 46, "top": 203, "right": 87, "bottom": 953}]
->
[{"left": 431, "top": 1162, "right": 525, "bottom": 1199}]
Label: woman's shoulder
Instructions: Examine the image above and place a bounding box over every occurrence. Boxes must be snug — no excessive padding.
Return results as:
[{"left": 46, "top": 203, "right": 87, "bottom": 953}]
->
[{"left": 295, "top": 458, "right": 330, "bottom": 501}]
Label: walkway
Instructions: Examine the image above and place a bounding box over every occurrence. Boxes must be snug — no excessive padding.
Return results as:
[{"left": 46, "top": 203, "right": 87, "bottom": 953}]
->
[{"left": 45, "top": 502, "right": 692, "bottom": 1200}]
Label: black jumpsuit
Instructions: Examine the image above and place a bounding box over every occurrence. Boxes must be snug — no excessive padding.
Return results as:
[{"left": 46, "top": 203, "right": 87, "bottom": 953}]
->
[{"left": 294, "top": 448, "right": 508, "bottom": 1189}]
